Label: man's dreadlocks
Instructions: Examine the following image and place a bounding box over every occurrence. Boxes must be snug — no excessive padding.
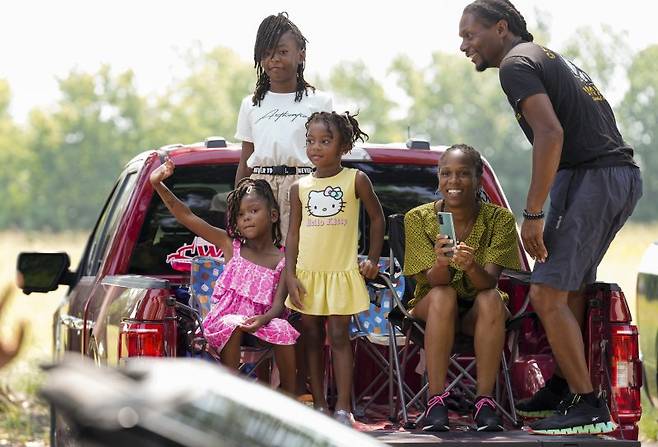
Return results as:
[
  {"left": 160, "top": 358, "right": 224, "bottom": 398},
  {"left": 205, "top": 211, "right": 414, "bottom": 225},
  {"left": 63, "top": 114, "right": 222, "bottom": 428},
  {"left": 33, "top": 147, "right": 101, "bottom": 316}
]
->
[{"left": 464, "top": 0, "right": 534, "bottom": 42}]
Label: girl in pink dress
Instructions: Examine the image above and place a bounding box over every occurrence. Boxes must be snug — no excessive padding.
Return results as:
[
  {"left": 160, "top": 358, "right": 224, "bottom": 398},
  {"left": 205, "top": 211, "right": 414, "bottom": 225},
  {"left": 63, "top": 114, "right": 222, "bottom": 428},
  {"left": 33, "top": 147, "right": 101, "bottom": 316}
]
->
[{"left": 150, "top": 159, "right": 299, "bottom": 394}]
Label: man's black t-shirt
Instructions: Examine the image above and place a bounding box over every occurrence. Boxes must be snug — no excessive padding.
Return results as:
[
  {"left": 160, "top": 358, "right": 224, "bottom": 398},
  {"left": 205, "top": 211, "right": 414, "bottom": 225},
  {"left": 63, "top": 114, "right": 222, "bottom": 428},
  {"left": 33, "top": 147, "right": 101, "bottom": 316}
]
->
[{"left": 499, "top": 42, "right": 636, "bottom": 170}]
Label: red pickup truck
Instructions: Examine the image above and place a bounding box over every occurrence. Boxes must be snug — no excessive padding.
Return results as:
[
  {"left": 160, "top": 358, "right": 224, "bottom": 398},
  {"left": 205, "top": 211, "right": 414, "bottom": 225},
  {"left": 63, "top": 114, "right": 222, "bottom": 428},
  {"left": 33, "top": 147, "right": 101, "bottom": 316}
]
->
[{"left": 17, "top": 138, "right": 643, "bottom": 446}]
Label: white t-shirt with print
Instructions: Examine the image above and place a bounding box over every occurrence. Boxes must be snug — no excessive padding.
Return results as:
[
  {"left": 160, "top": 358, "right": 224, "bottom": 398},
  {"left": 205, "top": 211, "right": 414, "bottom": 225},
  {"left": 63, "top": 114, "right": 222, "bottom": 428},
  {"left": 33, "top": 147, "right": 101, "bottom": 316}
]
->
[{"left": 235, "top": 89, "right": 333, "bottom": 167}]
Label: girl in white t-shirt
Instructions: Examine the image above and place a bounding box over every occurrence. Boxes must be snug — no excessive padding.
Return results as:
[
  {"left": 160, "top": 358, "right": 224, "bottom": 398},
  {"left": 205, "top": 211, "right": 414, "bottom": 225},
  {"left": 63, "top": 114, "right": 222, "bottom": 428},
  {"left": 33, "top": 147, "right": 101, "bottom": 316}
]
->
[
  {"left": 234, "top": 12, "right": 332, "bottom": 404},
  {"left": 235, "top": 12, "right": 332, "bottom": 241}
]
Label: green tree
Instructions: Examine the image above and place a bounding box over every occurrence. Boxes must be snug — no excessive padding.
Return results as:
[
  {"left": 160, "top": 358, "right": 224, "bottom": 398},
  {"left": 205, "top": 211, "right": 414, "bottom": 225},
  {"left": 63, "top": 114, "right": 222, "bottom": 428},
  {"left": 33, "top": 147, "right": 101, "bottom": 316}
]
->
[
  {"left": 561, "top": 25, "right": 632, "bottom": 92},
  {"left": 148, "top": 46, "right": 253, "bottom": 147},
  {"left": 325, "top": 60, "right": 404, "bottom": 142},
  {"left": 23, "top": 66, "right": 148, "bottom": 230},
  {"left": 619, "top": 45, "right": 658, "bottom": 221},
  {"left": 529, "top": 7, "right": 552, "bottom": 47},
  {"left": 390, "top": 52, "right": 531, "bottom": 216},
  {"left": 0, "top": 80, "right": 29, "bottom": 228},
  {"left": 4, "top": 46, "right": 254, "bottom": 231},
  {"left": 5, "top": 36, "right": 653, "bottom": 231}
]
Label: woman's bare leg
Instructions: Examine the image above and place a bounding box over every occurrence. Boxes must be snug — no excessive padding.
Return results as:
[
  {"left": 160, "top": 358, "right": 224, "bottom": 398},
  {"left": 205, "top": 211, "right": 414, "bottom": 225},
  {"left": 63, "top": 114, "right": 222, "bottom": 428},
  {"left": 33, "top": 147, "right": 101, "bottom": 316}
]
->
[
  {"left": 461, "top": 289, "right": 507, "bottom": 396},
  {"left": 411, "top": 286, "right": 458, "bottom": 396}
]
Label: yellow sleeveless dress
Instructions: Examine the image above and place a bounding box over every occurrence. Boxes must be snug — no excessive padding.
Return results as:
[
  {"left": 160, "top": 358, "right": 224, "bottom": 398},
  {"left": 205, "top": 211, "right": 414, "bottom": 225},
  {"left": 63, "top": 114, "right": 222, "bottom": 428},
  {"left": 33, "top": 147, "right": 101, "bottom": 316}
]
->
[{"left": 285, "top": 168, "right": 370, "bottom": 315}]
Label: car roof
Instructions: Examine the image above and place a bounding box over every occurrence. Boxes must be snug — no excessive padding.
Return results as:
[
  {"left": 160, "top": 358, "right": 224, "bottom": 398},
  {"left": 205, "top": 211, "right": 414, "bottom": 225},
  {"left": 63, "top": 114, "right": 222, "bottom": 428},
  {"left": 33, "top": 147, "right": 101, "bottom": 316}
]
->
[
  {"left": 125, "top": 140, "right": 505, "bottom": 206},
  {"left": 122, "top": 138, "right": 526, "bottom": 271},
  {"left": 127, "top": 140, "right": 453, "bottom": 167}
]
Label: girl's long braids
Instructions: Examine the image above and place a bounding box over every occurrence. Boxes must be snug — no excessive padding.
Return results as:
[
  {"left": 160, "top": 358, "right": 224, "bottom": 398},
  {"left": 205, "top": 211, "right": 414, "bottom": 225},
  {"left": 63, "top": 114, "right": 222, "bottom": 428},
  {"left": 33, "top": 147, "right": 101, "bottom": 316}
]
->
[
  {"left": 252, "top": 12, "right": 315, "bottom": 106},
  {"left": 305, "top": 111, "right": 369, "bottom": 153},
  {"left": 226, "top": 178, "right": 282, "bottom": 246},
  {"left": 464, "top": 0, "right": 534, "bottom": 42}
]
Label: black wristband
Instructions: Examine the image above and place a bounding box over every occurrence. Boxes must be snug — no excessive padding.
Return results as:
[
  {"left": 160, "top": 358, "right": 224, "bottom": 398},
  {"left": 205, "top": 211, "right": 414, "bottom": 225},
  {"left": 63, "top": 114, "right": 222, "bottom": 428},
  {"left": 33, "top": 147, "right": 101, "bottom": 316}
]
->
[{"left": 523, "top": 209, "right": 545, "bottom": 220}]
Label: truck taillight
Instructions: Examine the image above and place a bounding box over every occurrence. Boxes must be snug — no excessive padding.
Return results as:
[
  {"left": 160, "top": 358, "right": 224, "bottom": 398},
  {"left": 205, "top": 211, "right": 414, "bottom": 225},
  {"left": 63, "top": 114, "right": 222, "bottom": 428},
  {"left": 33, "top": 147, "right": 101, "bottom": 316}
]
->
[
  {"left": 609, "top": 324, "right": 642, "bottom": 425},
  {"left": 119, "top": 321, "right": 166, "bottom": 360},
  {"left": 608, "top": 289, "right": 632, "bottom": 323}
]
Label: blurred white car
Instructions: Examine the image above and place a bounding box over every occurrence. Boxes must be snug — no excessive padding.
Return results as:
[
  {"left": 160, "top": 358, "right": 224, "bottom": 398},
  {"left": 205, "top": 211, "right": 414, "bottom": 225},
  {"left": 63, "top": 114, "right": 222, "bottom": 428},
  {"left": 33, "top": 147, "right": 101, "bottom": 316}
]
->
[
  {"left": 637, "top": 241, "right": 658, "bottom": 404},
  {"left": 40, "top": 356, "right": 385, "bottom": 447}
]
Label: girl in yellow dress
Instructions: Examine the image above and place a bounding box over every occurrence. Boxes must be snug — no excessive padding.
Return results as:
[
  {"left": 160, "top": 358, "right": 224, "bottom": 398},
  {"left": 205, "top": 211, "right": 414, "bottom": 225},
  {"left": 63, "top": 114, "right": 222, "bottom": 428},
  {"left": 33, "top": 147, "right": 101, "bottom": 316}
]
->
[{"left": 285, "top": 111, "right": 385, "bottom": 426}]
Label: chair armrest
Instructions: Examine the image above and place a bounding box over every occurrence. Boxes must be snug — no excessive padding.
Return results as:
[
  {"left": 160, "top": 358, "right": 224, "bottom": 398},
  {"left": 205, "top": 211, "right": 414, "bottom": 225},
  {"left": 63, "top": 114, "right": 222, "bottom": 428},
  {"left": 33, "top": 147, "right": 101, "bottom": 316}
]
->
[
  {"left": 376, "top": 273, "right": 417, "bottom": 321},
  {"left": 501, "top": 269, "right": 532, "bottom": 284},
  {"left": 506, "top": 310, "right": 537, "bottom": 331}
]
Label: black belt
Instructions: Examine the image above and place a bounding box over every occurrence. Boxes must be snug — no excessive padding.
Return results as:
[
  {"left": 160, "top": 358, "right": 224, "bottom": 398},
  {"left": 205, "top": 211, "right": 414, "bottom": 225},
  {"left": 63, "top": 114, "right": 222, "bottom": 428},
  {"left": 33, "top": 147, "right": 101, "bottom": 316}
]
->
[{"left": 252, "top": 165, "right": 313, "bottom": 175}]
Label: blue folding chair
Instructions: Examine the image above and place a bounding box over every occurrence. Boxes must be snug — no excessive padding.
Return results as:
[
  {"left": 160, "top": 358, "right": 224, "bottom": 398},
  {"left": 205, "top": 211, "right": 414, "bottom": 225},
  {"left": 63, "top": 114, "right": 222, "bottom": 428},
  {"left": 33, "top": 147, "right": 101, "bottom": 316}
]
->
[
  {"left": 350, "top": 258, "right": 421, "bottom": 420},
  {"left": 189, "top": 256, "right": 272, "bottom": 373},
  {"left": 189, "top": 256, "right": 223, "bottom": 319},
  {"left": 384, "top": 213, "right": 522, "bottom": 428}
]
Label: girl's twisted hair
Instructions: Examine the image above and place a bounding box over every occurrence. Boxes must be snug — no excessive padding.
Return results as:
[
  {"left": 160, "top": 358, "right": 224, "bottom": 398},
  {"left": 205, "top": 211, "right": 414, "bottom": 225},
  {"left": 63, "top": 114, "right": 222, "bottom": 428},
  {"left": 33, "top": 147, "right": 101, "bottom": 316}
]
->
[
  {"left": 305, "top": 111, "right": 369, "bottom": 153},
  {"left": 464, "top": 0, "right": 534, "bottom": 42},
  {"left": 226, "top": 178, "right": 282, "bottom": 246},
  {"left": 252, "top": 12, "right": 315, "bottom": 106}
]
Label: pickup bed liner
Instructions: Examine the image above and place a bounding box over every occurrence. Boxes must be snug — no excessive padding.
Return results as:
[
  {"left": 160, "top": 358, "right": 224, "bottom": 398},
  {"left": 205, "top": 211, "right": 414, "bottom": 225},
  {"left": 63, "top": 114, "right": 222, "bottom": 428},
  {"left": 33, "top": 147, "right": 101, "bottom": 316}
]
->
[
  {"left": 370, "top": 429, "right": 639, "bottom": 446},
  {"left": 357, "top": 411, "right": 637, "bottom": 446}
]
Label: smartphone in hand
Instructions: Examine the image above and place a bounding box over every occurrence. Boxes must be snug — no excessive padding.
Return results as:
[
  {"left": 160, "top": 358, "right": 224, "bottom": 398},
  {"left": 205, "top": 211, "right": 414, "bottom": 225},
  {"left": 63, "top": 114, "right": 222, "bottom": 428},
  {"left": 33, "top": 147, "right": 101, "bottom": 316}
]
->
[{"left": 437, "top": 211, "right": 456, "bottom": 257}]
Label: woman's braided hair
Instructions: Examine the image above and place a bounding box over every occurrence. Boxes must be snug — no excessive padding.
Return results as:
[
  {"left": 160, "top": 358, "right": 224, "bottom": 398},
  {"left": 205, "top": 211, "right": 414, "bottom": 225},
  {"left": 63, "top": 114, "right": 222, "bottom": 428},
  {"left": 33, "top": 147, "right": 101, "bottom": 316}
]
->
[
  {"left": 440, "top": 143, "right": 484, "bottom": 179},
  {"left": 305, "top": 111, "right": 369, "bottom": 154},
  {"left": 226, "top": 178, "right": 282, "bottom": 246},
  {"left": 252, "top": 12, "right": 315, "bottom": 106},
  {"left": 464, "top": 0, "right": 534, "bottom": 42},
  {"left": 439, "top": 143, "right": 487, "bottom": 202},
  {"left": 439, "top": 143, "right": 484, "bottom": 179}
]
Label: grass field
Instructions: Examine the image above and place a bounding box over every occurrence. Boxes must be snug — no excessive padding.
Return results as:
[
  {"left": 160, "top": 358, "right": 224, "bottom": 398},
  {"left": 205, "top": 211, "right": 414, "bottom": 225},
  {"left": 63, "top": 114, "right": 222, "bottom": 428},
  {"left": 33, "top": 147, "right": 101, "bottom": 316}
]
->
[
  {"left": 0, "top": 232, "right": 86, "bottom": 445},
  {"left": 0, "top": 224, "right": 657, "bottom": 445}
]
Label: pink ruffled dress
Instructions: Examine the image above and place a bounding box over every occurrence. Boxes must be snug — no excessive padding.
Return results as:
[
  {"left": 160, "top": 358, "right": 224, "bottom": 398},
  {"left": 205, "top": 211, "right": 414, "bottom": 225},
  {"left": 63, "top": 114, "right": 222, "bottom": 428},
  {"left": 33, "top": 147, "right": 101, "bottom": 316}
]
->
[{"left": 202, "top": 239, "right": 299, "bottom": 351}]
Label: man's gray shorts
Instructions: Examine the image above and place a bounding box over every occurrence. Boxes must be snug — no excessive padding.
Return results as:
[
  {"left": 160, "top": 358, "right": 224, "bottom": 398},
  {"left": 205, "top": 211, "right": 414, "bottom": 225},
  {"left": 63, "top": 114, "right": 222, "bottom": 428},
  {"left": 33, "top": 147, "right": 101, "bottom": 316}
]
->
[{"left": 531, "top": 165, "right": 642, "bottom": 291}]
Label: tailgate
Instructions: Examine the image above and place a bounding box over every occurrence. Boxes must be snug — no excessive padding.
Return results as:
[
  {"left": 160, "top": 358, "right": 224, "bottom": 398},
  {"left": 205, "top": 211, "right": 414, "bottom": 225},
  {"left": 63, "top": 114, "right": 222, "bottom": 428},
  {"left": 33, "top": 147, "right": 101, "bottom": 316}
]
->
[
  {"left": 86, "top": 275, "right": 174, "bottom": 365},
  {"left": 371, "top": 429, "right": 639, "bottom": 446}
]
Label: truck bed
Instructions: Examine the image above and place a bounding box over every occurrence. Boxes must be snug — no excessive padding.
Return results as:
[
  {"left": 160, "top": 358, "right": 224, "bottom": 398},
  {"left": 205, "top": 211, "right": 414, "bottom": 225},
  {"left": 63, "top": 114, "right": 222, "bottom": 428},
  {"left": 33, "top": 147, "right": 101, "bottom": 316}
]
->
[
  {"left": 354, "top": 406, "right": 638, "bottom": 446},
  {"left": 370, "top": 429, "right": 639, "bottom": 446}
]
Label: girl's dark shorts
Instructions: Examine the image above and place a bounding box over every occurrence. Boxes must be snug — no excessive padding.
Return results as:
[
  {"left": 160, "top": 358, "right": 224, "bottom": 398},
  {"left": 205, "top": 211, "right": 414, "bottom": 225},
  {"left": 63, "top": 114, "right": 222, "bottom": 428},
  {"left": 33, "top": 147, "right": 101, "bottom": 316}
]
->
[{"left": 531, "top": 165, "right": 642, "bottom": 291}]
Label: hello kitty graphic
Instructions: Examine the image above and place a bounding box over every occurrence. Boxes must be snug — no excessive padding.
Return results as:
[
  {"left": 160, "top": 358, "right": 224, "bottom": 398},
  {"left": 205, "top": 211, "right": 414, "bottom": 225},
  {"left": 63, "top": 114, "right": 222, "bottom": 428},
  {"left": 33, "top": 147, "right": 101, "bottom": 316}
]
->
[{"left": 306, "top": 186, "right": 346, "bottom": 217}]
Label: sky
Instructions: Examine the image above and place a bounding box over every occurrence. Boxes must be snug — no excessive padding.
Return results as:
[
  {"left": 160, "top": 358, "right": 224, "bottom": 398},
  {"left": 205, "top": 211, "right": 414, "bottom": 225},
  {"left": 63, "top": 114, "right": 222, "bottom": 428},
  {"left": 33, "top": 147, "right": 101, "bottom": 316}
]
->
[{"left": 2, "top": 0, "right": 657, "bottom": 123}]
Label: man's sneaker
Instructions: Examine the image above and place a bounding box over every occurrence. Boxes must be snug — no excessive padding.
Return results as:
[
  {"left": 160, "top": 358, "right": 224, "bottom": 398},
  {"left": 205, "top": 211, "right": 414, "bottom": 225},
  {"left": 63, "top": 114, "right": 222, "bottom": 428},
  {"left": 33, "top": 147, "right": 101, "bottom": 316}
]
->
[
  {"left": 516, "top": 384, "right": 566, "bottom": 418},
  {"left": 333, "top": 409, "right": 355, "bottom": 427},
  {"left": 528, "top": 393, "right": 617, "bottom": 435},
  {"left": 419, "top": 391, "right": 450, "bottom": 431},
  {"left": 473, "top": 397, "right": 504, "bottom": 431}
]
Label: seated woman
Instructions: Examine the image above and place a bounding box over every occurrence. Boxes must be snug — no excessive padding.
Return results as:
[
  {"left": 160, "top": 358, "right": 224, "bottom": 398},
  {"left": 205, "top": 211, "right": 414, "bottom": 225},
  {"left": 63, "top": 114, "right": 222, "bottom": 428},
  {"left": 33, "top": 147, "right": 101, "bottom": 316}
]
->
[{"left": 404, "top": 144, "right": 521, "bottom": 432}]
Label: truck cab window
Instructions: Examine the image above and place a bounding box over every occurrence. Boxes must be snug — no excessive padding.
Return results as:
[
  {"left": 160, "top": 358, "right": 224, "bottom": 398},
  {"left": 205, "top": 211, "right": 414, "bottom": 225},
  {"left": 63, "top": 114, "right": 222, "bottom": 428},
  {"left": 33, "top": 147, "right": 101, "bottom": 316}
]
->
[
  {"left": 82, "top": 172, "right": 137, "bottom": 277},
  {"left": 129, "top": 165, "right": 236, "bottom": 275},
  {"left": 346, "top": 162, "right": 438, "bottom": 256}
]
